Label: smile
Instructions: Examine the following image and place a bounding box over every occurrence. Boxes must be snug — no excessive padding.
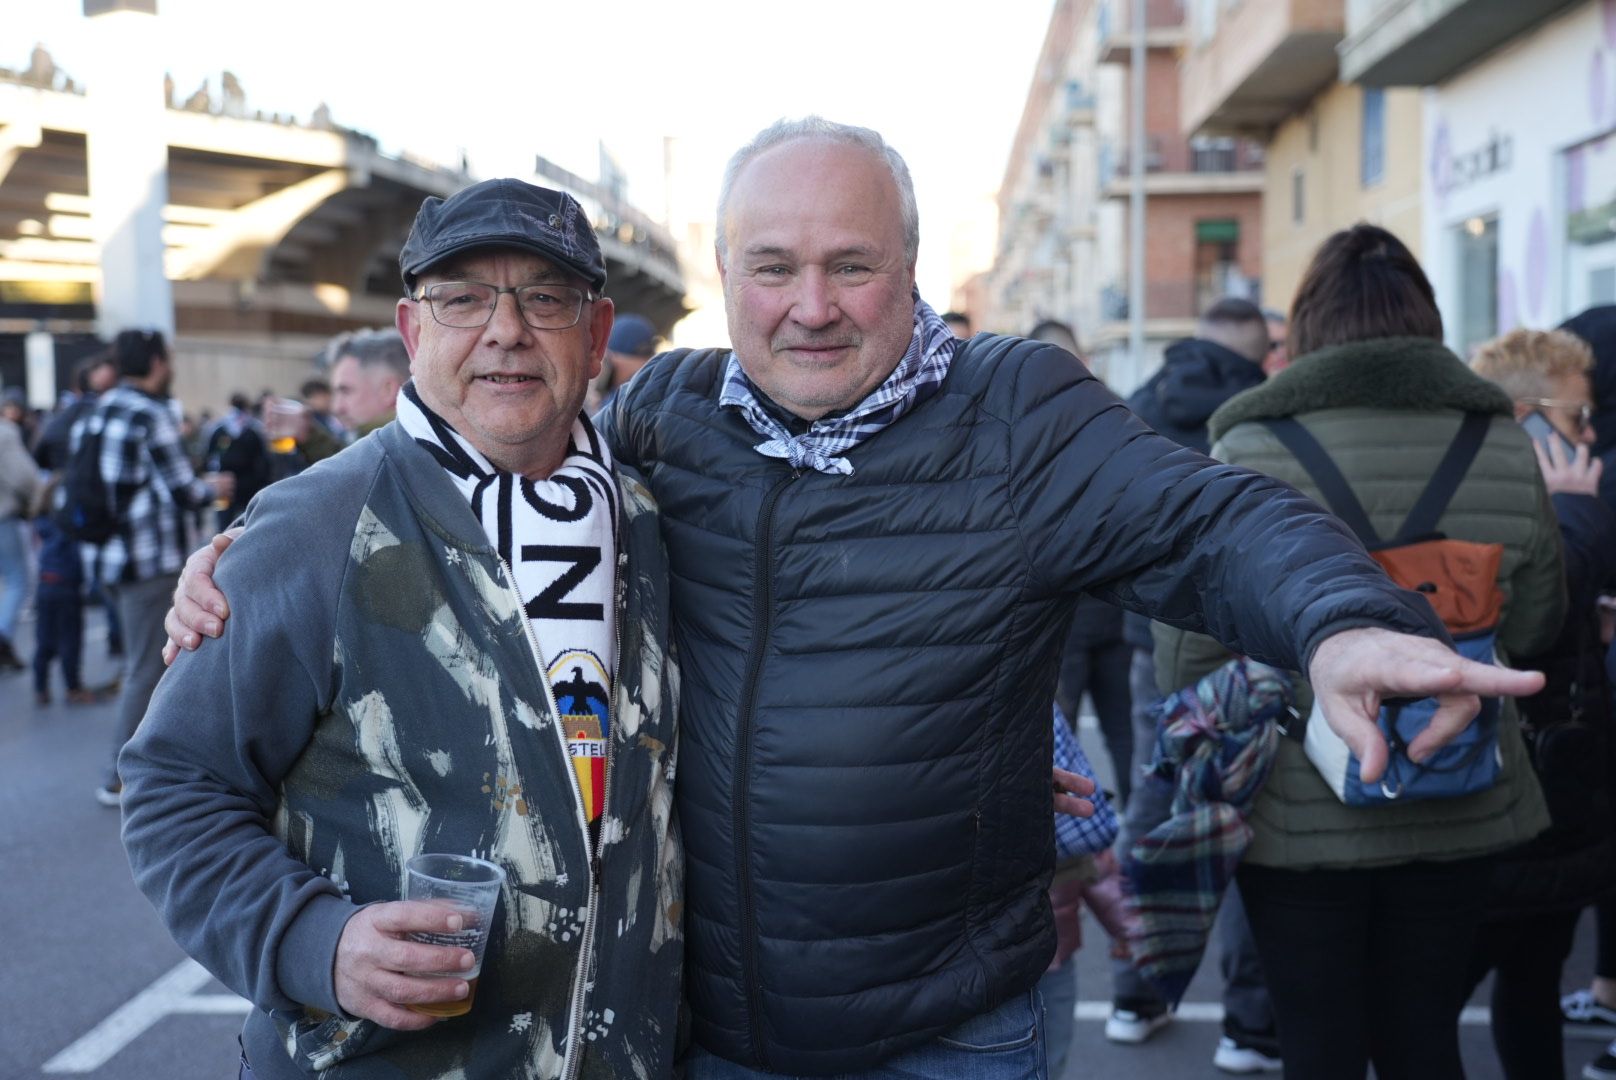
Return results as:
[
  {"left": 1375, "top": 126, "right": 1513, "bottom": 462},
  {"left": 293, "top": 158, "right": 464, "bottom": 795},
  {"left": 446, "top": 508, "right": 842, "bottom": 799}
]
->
[{"left": 478, "top": 374, "right": 538, "bottom": 384}]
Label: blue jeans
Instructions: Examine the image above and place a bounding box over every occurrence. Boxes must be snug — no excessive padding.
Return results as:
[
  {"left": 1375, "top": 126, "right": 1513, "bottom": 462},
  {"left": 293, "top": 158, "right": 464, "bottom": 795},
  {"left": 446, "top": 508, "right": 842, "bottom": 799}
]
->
[
  {"left": 0, "top": 517, "right": 27, "bottom": 642},
  {"left": 683, "top": 991, "right": 1048, "bottom": 1080},
  {"left": 32, "top": 584, "right": 83, "bottom": 693},
  {"left": 1038, "top": 965, "right": 1077, "bottom": 1080}
]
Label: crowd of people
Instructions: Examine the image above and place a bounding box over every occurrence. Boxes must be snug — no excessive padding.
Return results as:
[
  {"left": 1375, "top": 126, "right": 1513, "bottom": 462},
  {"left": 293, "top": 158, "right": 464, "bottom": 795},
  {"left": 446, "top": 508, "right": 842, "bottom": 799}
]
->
[{"left": 1, "top": 114, "right": 1614, "bottom": 1080}]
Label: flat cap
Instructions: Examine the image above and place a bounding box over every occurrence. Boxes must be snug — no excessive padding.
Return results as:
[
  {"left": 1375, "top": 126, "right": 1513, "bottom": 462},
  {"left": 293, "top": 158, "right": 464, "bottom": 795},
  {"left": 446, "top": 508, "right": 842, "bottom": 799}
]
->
[{"left": 400, "top": 178, "right": 607, "bottom": 294}]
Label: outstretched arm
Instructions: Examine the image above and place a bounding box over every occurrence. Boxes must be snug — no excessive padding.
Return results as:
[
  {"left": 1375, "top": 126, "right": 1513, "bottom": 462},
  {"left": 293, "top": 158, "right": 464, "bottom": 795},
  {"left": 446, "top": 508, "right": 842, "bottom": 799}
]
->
[{"left": 1306, "top": 626, "right": 1543, "bottom": 784}]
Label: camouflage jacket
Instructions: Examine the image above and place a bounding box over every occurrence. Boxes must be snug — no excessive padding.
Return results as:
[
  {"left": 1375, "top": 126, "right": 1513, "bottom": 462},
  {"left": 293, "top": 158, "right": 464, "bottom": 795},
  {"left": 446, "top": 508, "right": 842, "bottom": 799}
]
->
[{"left": 121, "top": 420, "right": 683, "bottom": 1079}]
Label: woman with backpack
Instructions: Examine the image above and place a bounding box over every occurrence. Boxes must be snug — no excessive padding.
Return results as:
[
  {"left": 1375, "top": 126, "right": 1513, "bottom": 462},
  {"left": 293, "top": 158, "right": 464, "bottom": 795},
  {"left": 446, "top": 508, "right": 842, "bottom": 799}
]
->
[{"left": 1151, "top": 224, "right": 1565, "bottom": 1079}]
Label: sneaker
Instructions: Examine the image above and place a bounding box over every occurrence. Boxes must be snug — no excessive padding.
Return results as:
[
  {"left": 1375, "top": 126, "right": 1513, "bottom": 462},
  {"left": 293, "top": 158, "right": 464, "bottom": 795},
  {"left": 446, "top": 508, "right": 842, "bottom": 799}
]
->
[
  {"left": 93, "top": 781, "right": 122, "bottom": 808},
  {"left": 1105, "top": 999, "right": 1172, "bottom": 1044},
  {"left": 65, "top": 688, "right": 96, "bottom": 705},
  {"left": 34, "top": 689, "right": 50, "bottom": 706},
  {"left": 1565, "top": 990, "right": 1616, "bottom": 1040},
  {"left": 1214, "top": 1035, "right": 1282, "bottom": 1074},
  {"left": 1584, "top": 1042, "right": 1616, "bottom": 1080}
]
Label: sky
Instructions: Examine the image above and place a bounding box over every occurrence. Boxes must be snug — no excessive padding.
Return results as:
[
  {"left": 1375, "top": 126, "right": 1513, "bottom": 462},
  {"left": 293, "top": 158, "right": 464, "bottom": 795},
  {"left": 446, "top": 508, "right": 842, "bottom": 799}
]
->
[{"left": 7, "top": 0, "right": 1056, "bottom": 310}]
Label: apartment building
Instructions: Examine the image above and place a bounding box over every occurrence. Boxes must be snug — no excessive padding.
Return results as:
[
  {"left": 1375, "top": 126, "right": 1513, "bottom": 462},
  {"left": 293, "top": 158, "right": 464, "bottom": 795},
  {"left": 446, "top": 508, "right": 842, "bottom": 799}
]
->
[
  {"left": 1180, "top": 0, "right": 1423, "bottom": 315},
  {"left": 980, "top": 0, "right": 1264, "bottom": 394}
]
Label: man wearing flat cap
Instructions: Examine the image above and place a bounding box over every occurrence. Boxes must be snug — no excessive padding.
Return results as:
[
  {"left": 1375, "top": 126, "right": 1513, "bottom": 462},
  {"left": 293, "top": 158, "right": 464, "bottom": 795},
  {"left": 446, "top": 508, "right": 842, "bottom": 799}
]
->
[{"left": 119, "top": 178, "right": 684, "bottom": 1079}]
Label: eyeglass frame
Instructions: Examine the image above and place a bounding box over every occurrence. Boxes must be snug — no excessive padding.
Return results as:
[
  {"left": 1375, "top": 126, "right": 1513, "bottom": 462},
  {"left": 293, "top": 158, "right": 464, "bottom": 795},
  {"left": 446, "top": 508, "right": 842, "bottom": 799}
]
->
[
  {"left": 410, "top": 280, "right": 600, "bottom": 331},
  {"left": 1516, "top": 397, "right": 1594, "bottom": 430}
]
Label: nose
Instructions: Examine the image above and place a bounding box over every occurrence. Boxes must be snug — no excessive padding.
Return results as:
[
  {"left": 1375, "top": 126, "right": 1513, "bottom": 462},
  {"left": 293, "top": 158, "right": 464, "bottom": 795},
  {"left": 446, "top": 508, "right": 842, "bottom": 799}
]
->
[
  {"left": 789, "top": 268, "right": 840, "bottom": 329},
  {"left": 483, "top": 289, "right": 533, "bottom": 347}
]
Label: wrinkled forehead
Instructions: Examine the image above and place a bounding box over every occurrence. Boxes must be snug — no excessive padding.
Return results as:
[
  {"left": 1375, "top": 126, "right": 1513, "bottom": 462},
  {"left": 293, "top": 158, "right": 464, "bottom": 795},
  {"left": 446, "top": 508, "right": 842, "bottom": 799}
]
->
[{"left": 725, "top": 139, "right": 904, "bottom": 239}]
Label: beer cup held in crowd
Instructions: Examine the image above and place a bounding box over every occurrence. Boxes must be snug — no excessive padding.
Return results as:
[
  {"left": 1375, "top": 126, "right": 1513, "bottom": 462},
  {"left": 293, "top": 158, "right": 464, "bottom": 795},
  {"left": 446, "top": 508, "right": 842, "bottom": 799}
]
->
[
  {"left": 404, "top": 853, "right": 505, "bottom": 1018},
  {"left": 265, "top": 398, "right": 306, "bottom": 455}
]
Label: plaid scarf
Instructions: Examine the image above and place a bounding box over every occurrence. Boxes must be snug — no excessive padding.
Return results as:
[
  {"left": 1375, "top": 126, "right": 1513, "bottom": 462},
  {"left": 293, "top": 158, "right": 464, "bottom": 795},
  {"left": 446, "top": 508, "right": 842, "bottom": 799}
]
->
[
  {"left": 719, "top": 293, "right": 958, "bottom": 475},
  {"left": 1122, "top": 658, "right": 1291, "bottom": 1006}
]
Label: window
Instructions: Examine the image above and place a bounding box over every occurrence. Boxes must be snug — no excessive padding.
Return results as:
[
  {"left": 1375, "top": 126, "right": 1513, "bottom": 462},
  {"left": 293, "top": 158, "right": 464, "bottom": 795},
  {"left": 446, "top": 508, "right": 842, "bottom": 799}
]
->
[
  {"left": 1195, "top": 220, "right": 1249, "bottom": 312},
  {"left": 1361, "top": 88, "right": 1386, "bottom": 188},
  {"left": 1456, "top": 215, "right": 1498, "bottom": 356},
  {"left": 1292, "top": 167, "right": 1305, "bottom": 225},
  {"left": 1566, "top": 134, "right": 1616, "bottom": 314}
]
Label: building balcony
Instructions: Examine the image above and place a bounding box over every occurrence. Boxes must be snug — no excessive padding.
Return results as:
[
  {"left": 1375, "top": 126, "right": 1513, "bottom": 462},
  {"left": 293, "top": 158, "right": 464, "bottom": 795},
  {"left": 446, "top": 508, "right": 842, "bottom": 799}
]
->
[
  {"left": 1102, "top": 167, "right": 1265, "bottom": 199},
  {"left": 1340, "top": 0, "right": 1580, "bottom": 86},
  {"left": 1096, "top": 0, "right": 1188, "bottom": 63},
  {"left": 1099, "top": 135, "right": 1265, "bottom": 198},
  {"left": 1180, "top": 0, "right": 1346, "bottom": 137}
]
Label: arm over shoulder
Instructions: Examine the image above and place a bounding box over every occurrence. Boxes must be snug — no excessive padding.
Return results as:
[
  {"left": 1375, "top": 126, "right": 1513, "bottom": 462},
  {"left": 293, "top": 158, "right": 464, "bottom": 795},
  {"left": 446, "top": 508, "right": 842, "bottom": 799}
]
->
[{"left": 119, "top": 455, "right": 374, "bottom": 1016}]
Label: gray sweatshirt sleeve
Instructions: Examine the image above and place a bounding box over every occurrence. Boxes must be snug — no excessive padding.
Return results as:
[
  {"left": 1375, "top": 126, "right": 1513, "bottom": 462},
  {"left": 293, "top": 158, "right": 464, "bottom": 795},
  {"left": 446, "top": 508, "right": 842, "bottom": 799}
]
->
[{"left": 119, "top": 455, "right": 372, "bottom": 1016}]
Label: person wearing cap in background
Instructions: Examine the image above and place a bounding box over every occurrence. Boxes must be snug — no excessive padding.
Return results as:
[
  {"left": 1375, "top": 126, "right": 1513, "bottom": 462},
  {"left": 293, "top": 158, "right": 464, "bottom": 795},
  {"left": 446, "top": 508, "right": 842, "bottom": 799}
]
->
[
  {"left": 589, "top": 312, "right": 661, "bottom": 415},
  {"left": 118, "top": 178, "right": 683, "bottom": 1079}
]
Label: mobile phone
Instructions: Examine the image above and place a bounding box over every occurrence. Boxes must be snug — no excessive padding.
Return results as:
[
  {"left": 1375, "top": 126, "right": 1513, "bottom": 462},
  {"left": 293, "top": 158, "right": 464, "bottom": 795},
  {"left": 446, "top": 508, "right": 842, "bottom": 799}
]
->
[{"left": 1520, "top": 410, "right": 1578, "bottom": 458}]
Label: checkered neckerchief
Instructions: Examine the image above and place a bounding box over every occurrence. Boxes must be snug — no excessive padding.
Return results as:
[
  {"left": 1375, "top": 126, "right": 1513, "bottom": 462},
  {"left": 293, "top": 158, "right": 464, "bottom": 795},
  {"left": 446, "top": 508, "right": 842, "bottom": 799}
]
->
[
  {"left": 718, "top": 293, "right": 958, "bottom": 475},
  {"left": 1053, "top": 706, "right": 1119, "bottom": 860}
]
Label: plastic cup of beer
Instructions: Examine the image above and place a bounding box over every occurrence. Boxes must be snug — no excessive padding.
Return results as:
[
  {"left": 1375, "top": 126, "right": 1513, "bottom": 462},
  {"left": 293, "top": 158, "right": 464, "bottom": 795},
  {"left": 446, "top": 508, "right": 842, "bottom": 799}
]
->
[
  {"left": 265, "top": 398, "right": 305, "bottom": 454},
  {"left": 404, "top": 853, "right": 505, "bottom": 1017}
]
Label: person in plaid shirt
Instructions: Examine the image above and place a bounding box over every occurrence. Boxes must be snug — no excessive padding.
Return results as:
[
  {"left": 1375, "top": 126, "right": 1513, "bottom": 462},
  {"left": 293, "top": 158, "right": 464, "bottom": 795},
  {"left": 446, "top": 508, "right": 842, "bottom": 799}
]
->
[{"left": 71, "top": 329, "right": 232, "bottom": 807}]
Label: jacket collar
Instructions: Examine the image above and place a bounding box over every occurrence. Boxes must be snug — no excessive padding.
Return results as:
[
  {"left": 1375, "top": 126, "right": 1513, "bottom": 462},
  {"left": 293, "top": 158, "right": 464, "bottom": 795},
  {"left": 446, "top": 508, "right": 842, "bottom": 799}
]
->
[
  {"left": 374, "top": 420, "right": 498, "bottom": 553},
  {"left": 1208, "top": 336, "right": 1513, "bottom": 443}
]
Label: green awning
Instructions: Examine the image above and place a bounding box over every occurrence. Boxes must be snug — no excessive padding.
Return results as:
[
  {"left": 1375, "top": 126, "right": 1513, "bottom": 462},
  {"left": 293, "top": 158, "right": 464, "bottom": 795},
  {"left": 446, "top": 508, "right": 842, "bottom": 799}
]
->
[{"left": 1196, "top": 219, "right": 1240, "bottom": 243}]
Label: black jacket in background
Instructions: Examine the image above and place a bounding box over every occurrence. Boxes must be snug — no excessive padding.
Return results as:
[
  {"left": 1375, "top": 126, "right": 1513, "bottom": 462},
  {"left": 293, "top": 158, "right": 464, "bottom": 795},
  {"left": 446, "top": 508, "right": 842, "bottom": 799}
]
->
[
  {"left": 1492, "top": 490, "right": 1616, "bottom": 917},
  {"left": 1125, "top": 337, "right": 1265, "bottom": 455},
  {"left": 1557, "top": 305, "right": 1616, "bottom": 515},
  {"left": 1122, "top": 337, "right": 1265, "bottom": 646},
  {"left": 606, "top": 334, "right": 1445, "bottom": 1074}
]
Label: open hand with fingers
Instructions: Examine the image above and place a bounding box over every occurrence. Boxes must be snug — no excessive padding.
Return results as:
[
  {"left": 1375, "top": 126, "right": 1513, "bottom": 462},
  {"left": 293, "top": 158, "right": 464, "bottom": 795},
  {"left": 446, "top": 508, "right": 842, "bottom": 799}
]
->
[
  {"left": 162, "top": 529, "right": 240, "bottom": 665},
  {"left": 1053, "top": 766, "right": 1096, "bottom": 818},
  {"left": 1306, "top": 626, "right": 1545, "bottom": 785}
]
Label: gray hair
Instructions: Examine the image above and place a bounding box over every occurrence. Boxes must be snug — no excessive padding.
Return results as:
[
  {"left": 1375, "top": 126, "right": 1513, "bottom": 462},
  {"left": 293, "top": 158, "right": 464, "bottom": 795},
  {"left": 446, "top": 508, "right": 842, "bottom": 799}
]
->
[
  {"left": 715, "top": 116, "right": 920, "bottom": 265},
  {"left": 327, "top": 328, "right": 410, "bottom": 379}
]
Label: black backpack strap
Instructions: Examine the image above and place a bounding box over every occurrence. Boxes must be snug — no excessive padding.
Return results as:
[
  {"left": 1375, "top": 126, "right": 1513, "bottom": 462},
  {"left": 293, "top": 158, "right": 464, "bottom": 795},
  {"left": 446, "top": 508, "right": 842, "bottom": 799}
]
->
[
  {"left": 1397, "top": 412, "right": 1493, "bottom": 541},
  {"left": 1261, "top": 418, "right": 1382, "bottom": 547}
]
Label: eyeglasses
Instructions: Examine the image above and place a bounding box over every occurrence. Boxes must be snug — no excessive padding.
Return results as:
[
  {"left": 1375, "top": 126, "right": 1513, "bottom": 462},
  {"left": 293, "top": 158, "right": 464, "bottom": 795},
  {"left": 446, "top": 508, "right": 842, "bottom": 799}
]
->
[
  {"left": 413, "top": 281, "right": 596, "bottom": 331},
  {"left": 1517, "top": 398, "right": 1594, "bottom": 430}
]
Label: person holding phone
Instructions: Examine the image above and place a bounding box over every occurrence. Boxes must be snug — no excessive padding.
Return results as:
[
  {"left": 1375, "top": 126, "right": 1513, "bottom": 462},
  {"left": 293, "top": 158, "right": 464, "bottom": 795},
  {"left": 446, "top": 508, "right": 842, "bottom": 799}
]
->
[
  {"left": 1470, "top": 328, "right": 1616, "bottom": 1080},
  {"left": 1477, "top": 327, "right": 1601, "bottom": 459}
]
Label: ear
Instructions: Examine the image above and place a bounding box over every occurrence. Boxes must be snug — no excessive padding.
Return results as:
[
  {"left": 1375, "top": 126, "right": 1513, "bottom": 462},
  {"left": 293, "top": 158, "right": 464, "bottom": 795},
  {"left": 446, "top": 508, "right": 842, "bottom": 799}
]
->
[
  {"left": 715, "top": 244, "right": 728, "bottom": 288},
  {"left": 586, "top": 296, "right": 614, "bottom": 382},
  {"left": 396, "top": 298, "right": 422, "bottom": 370}
]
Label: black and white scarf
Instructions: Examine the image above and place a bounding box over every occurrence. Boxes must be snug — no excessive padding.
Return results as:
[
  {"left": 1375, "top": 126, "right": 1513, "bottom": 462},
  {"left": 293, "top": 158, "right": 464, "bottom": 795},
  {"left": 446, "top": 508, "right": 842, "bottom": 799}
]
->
[{"left": 397, "top": 382, "right": 618, "bottom": 820}]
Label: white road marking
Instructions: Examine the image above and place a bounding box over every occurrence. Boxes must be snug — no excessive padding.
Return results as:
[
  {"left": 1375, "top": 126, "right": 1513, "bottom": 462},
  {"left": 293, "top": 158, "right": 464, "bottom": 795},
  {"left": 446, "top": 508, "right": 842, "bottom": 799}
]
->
[
  {"left": 40, "top": 953, "right": 1499, "bottom": 1073},
  {"left": 42, "top": 959, "right": 248, "bottom": 1074},
  {"left": 1070, "top": 1001, "right": 1491, "bottom": 1024}
]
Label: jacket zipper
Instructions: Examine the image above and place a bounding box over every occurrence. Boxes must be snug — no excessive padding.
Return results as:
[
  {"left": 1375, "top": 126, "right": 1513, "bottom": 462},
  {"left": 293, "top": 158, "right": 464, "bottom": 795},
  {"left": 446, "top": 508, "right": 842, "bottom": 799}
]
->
[
  {"left": 495, "top": 553, "right": 607, "bottom": 1080},
  {"left": 734, "top": 470, "right": 798, "bottom": 1069},
  {"left": 558, "top": 549, "right": 625, "bottom": 1080}
]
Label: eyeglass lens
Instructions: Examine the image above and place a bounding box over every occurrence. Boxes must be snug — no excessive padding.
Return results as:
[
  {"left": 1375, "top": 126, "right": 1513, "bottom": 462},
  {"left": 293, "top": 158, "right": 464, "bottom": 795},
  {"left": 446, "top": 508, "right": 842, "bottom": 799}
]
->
[{"left": 424, "top": 282, "right": 586, "bottom": 329}]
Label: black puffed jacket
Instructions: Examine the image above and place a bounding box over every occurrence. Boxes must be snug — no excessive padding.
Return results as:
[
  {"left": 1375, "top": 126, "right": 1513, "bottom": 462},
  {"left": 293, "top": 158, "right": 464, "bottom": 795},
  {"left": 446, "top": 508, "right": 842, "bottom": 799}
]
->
[{"left": 605, "top": 335, "right": 1447, "bottom": 1074}]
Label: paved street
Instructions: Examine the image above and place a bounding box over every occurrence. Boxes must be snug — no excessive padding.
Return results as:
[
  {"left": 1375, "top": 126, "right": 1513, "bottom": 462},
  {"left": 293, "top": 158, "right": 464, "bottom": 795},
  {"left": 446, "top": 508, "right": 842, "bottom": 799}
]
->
[{"left": 0, "top": 604, "right": 1605, "bottom": 1079}]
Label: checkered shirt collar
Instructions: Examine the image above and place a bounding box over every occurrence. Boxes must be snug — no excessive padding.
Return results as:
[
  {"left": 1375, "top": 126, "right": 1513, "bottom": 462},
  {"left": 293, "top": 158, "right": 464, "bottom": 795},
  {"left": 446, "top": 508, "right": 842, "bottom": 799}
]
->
[{"left": 718, "top": 293, "right": 958, "bottom": 475}]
